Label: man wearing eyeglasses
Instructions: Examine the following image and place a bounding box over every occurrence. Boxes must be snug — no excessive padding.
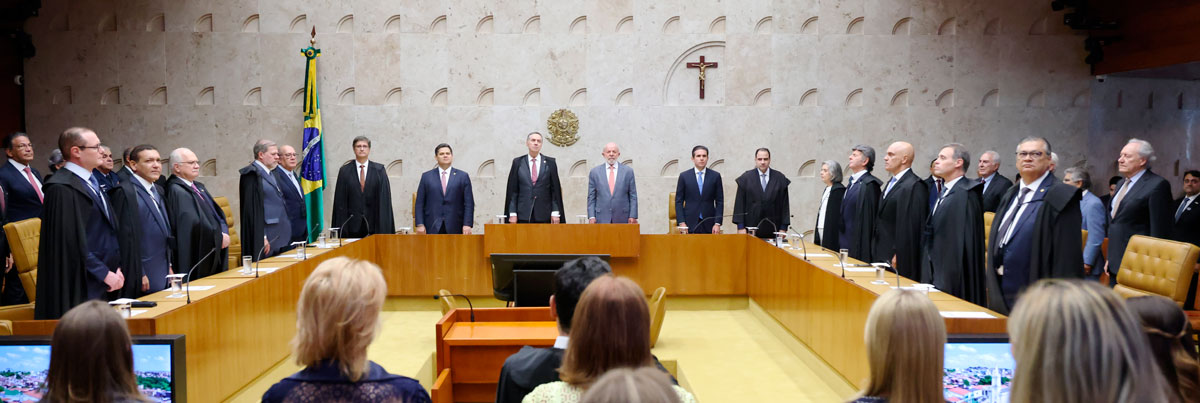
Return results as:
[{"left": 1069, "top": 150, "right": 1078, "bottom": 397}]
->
[
  {"left": 0, "top": 132, "right": 43, "bottom": 222},
  {"left": 35, "top": 127, "right": 123, "bottom": 319},
  {"left": 273, "top": 144, "right": 308, "bottom": 244},
  {"left": 983, "top": 137, "right": 1083, "bottom": 314},
  {"left": 163, "top": 148, "right": 229, "bottom": 282}
]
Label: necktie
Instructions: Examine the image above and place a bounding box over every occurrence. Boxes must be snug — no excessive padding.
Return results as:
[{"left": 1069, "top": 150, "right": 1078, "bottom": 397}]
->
[
  {"left": 191, "top": 183, "right": 205, "bottom": 201},
  {"left": 936, "top": 179, "right": 944, "bottom": 197},
  {"left": 25, "top": 166, "right": 42, "bottom": 202},
  {"left": 760, "top": 172, "right": 768, "bottom": 192},
  {"left": 531, "top": 158, "right": 539, "bottom": 184},
  {"left": 1111, "top": 180, "right": 1131, "bottom": 219},
  {"left": 608, "top": 165, "right": 616, "bottom": 195},
  {"left": 145, "top": 186, "right": 167, "bottom": 229},
  {"left": 697, "top": 171, "right": 704, "bottom": 192},
  {"left": 441, "top": 171, "right": 448, "bottom": 195},
  {"left": 1177, "top": 197, "right": 1192, "bottom": 222},
  {"left": 981, "top": 177, "right": 990, "bottom": 193},
  {"left": 0, "top": 184, "right": 6, "bottom": 215},
  {"left": 932, "top": 179, "right": 946, "bottom": 213},
  {"left": 88, "top": 175, "right": 109, "bottom": 220},
  {"left": 844, "top": 177, "right": 857, "bottom": 200},
  {"left": 358, "top": 165, "right": 366, "bottom": 191},
  {"left": 997, "top": 187, "right": 1033, "bottom": 247},
  {"left": 883, "top": 176, "right": 897, "bottom": 198}
]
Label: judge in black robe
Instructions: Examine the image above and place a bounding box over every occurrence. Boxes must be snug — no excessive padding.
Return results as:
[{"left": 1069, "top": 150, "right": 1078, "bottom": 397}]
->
[
  {"left": 921, "top": 145, "right": 986, "bottom": 306},
  {"left": 984, "top": 144, "right": 1082, "bottom": 314},
  {"left": 840, "top": 145, "right": 882, "bottom": 260},
  {"left": 164, "top": 151, "right": 228, "bottom": 281},
  {"left": 872, "top": 142, "right": 929, "bottom": 278},
  {"left": 732, "top": 149, "right": 790, "bottom": 238},
  {"left": 239, "top": 143, "right": 295, "bottom": 261},
  {"left": 332, "top": 138, "right": 395, "bottom": 238},
  {"left": 814, "top": 181, "right": 844, "bottom": 251}
]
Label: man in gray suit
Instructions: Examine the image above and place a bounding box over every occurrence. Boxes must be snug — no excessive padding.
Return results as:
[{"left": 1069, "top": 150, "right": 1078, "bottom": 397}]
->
[
  {"left": 587, "top": 142, "right": 638, "bottom": 224},
  {"left": 238, "top": 140, "right": 293, "bottom": 260},
  {"left": 1062, "top": 167, "right": 1106, "bottom": 279}
]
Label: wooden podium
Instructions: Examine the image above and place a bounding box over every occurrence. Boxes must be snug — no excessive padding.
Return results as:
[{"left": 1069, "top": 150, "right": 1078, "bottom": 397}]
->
[{"left": 434, "top": 307, "right": 557, "bottom": 403}]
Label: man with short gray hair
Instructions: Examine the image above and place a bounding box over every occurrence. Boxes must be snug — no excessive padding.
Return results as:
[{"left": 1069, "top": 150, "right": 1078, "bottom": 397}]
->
[
  {"left": 1062, "top": 166, "right": 1107, "bottom": 279},
  {"left": 977, "top": 150, "right": 1012, "bottom": 212},
  {"left": 587, "top": 142, "right": 637, "bottom": 224},
  {"left": 164, "top": 148, "right": 229, "bottom": 281},
  {"left": 1105, "top": 138, "right": 1173, "bottom": 283},
  {"left": 239, "top": 140, "right": 293, "bottom": 261},
  {"left": 922, "top": 143, "right": 986, "bottom": 305}
]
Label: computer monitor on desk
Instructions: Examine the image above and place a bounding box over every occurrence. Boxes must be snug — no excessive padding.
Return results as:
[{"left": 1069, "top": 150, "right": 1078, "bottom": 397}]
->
[
  {"left": 490, "top": 253, "right": 610, "bottom": 304},
  {"left": 0, "top": 334, "right": 186, "bottom": 402}
]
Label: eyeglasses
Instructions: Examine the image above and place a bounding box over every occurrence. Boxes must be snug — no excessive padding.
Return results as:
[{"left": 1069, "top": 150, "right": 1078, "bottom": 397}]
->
[
  {"left": 178, "top": 160, "right": 200, "bottom": 166},
  {"left": 1015, "top": 151, "right": 1046, "bottom": 159},
  {"left": 78, "top": 144, "right": 103, "bottom": 151},
  {"left": 10, "top": 144, "right": 32, "bottom": 150},
  {"left": 281, "top": 153, "right": 298, "bottom": 158}
]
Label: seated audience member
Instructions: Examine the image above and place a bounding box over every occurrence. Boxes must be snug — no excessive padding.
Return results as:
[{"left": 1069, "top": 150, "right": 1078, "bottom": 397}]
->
[
  {"left": 44, "top": 300, "right": 150, "bottom": 403},
  {"left": 580, "top": 367, "right": 681, "bottom": 403},
  {"left": 262, "top": 257, "right": 430, "bottom": 403},
  {"left": 1007, "top": 279, "right": 1175, "bottom": 403},
  {"left": 522, "top": 276, "right": 695, "bottom": 403},
  {"left": 1126, "top": 295, "right": 1200, "bottom": 402},
  {"left": 497, "top": 257, "right": 675, "bottom": 403},
  {"left": 851, "top": 289, "right": 945, "bottom": 403}
]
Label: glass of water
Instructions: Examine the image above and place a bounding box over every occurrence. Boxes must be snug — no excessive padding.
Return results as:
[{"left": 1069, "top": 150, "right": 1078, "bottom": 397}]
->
[
  {"left": 677, "top": 225, "right": 688, "bottom": 235},
  {"left": 241, "top": 256, "right": 252, "bottom": 275},
  {"left": 871, "top": 263, "right": 889, "bottom": 285},
  {"left": 839, "top": 248, "right": 849, "bottom": 269}
]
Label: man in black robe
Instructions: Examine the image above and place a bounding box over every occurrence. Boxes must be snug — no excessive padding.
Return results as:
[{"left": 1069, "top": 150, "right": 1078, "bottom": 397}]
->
[
  {"left": 872, "top": 142, "right": 928, "bottom": 278},
  {"left": 839, "top": 145, "right": 881, "bottom": 260},
  {"left": 976, "top": 150, "right": 1013, "bottom": 212},
  {"left": 921, "top": 143, "right": 986, "bottom": 306},
  {"left": 984, "top": 137, "right": 1082, "bottom": 314},
  {"left": 239, "top": 140, "right": 294, "bottom": 261},
  {"left": 332, "top": 136, "right": 395, "bottom": 238},
  {"left": 109, "top": 145, "right": 173, "bottom": 297},
  {"left": 164, "top": 148, "right": 229, "bottom": 281},
  {"left": 924, "top": 159, "right": 939, "bottom": 211},
  {"left": 36, "top": 127, "right": 124, "bottom": 319},
  {"left": 733, "top": 148, "right": 790, "bottom": 238}
]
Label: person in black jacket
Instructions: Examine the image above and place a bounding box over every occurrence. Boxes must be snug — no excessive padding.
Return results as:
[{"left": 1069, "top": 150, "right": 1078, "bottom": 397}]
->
[
  {"left": 814, "top": 160, "right": 845, "bottom": 251},
  {"left": 1171, "top": 170, "right": 1200, "bottom": 307},
  {"left": 873, "top": 142, "right": 929, "bottom": 279},
  {"left": 504, "top": 132, "right": 564, "bottom": 224},
  {"left": 1105, "top": 138, "right": 1174, "bottom": 283},
  {"left": 332, "top": 136, "right": 395, "bottom": 237},
  {"left": 976, "top": 150, "right": 1013, "bottom": 213},
  {"left": 840, "top": 145, "right": 882, "bottom": 260},
  {"left": 733, "top": 148, "right": 790, "bottom": 238}
]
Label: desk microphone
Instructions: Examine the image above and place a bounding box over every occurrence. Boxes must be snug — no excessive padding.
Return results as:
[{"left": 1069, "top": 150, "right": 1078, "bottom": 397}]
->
[
  {"left": 787, "top": 215, "right": 809, "bottom": 261},
  {"left": 183, "top": 246, "right": 219, "bottom": 304},
  {"left": 690, "top": 213, "right": 745, "bottom": 234},
  {"left": 333, "top": 214, "right": 356, "bottom": 246},
  {"left": 433, "top": 293, "right": 475, "bottom": 322},
  {"left": 253, "top": 235, "right": 279, "bottom": 278},
  {"left": 750, "top": 217, "right": 781, "bottom": 238}
]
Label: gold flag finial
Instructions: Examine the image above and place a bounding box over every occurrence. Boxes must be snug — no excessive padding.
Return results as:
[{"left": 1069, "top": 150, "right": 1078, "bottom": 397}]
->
[{"left": 310, "top": 27, "right": 317, "bottom": 45}]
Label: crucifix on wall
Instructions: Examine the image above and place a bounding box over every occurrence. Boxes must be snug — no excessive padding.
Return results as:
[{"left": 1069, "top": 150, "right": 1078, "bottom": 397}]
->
[{"left": 686, "top": 56, "right": 718, "bottom": 99}]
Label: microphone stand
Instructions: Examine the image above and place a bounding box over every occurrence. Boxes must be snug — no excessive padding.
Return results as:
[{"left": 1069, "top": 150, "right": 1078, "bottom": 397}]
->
[
  {"left": 434, "top": 293, "right": 476, "bottom": 322},
  {"left": 691, "top": 213, "right": 746, "bottom": 234},
  {"left": 334, "top": 214, "right": 356, "bottom": 247},
  {"left": 253, "top": 235, "right": 278, "bottom": 279},
  {"left": 786, "top": 215, "right": 809, "bottom": 262},
  {"left": 182, "top": 246, "right": 219, "bottom": 304}
]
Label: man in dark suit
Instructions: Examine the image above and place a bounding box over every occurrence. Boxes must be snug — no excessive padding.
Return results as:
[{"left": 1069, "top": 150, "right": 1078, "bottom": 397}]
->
[
  {"left": 1171, "top": 170, "right": 1200, "bottom": 307},
  {"left": 587, "top": 143, "right": 638, "bottom": 224},
  {"left": 1106, "top": 138, "right": 1174, "bottom": 283},
  {"left": 922, "top": 143, "right": 986, "bottom": 306},
  {"left": 872, "top": 142, "right": 928, "bottom": 279},
  {"left": 239, "top": 140, "right": 293, "bottom": 261},
  {"left": 1100, "top": 175, "right": 1121, "bottom": 213},
  {"left": 733, "top": 148, "right": 789, "bottom": 238},
  {"left": 164, "top": 148, "right": 229, "bottom": 281},
  {"left": 984, "top": 137, "right": 1083, "bottom": 314},
  {"left": 415, "top": 143, "right": 475, "bottom": 234},
  {"left": 92, "top": 145, "right": 120, "bottom": 193},
  {"left": 116, "top": 147, "right": 135, "bottom": 183},
  {"left": 924, "top": 159, "right": 939, "bottom": 211},
  {"left": 274, "top": 145, "right": 308, "bottom": 244},
  {"left": 109, "top": 144, "right": 172, "bottom": 297},
  {"left": 495, "top": 257, "right": 674, "bottom": 403},
  {"left": 976, "top": 150, "right": 1013, "bottom": 212},
  {"left": 332, "top": 136, "right": 395, "bottom": 237},
  {"left": 36, "top": 127, "right": 123, "bottom": 319},
  {"left": 840, "top": 145, "right": 881, "bottom": 260},
  {"left": 0, "top": 132, "right": 43, "bottom": 222},
  {"left": 675, "top": 145, "right": 723, "bottom": 234},
  {"left": 505, "top": 132, "right": 564, "bottom": 224}
]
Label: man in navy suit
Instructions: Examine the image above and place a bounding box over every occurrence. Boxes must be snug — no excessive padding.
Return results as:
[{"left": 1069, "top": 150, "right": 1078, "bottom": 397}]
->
[
  {"left": 587, "top": 142, "right": 637, "bottom": 224},
  {"left": 504, "top": 132, "right": 564, "bottom": 224},
  {"left": 416, "top": 143, "right": 475, "bottom": 234},
  {"left": 109, "top": 144, "right": 172, "bottom": 296},
  {"left": 92, "top": 145, "right": 120, "bottom": 193},
  {"left": 274, "top": 144, "right": 308, "bottom": 243},
  {"left": 675, "top": 145, "right": 723, "bottom": 234},
  {"left": 1105, "top": 138, "right": 1174, "bottom": 283},
  {"left": 36, "top": 127, "right": 123, "bottom": 319},
  {"left": 1062, "top": 167, "right": 1107, "bottom": 279},
  {"left": 1171, "top": 170, "right": 1200, "bottom": 307},
  {"left": 239, "top": 140, "right": 293, "bottom": 260},
  {"left": 0, "top": 132, "right": 43, "bottom": 222}
]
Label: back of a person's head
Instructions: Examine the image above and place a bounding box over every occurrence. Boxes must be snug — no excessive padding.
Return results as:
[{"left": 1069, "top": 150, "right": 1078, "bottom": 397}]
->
[
  {"left": 560, "top": 275, "right": 652, "bottom": 387},
  {"left": 1126, "top": 295, "right": 1200, "bottom": 401},
  {"left": 293, "top": 257, "right": 387, "bottom": 382},
  {"left": 46, "top": 300, "right": 145, "bottom": 403},
  {"left": 1008, "top": 279, "right": 1176, "bottom": 403},
  {"left": 553, "top": 256, "right": 613, "bottom": 332},
  {"left": 855, "top": 289, "right": 945, "bottom": 403},
  {"left": 580, "top": 367, "right": 681, "bottom": 403}
]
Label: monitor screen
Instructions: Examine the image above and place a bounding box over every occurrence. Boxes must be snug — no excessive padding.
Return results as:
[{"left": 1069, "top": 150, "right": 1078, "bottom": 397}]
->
[
  {"left": 490, "top": 254, "right": 610, "bottom": 301},
  {"left": 944, "top": 335, "right": 1013, "bottom": 403},
  {"left": 0, "top": 335, "right": 185, "bottom": 403}
]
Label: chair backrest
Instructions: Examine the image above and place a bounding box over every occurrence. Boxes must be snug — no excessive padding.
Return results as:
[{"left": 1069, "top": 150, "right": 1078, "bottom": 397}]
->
[
  {"left": 412, "top": 192, "right": 417, "bottom": 228},
  {"left": 438, "top": 289, "right": 459, "bottom": 315},
  {"left": 0, "top": 320, "right": 11, "bottom": 336},
  {"left": 5, "top": 218, "right": 41, "bottom": 301},
  {"left": 1114, "top": 235, "right": 1200, "bottom": 306},
  {"left": 982, "top": 212, "right": 995, "bottom": 249},
  {"left": 1102, "top": 237, "right": 1108, "bottom": 261},
  {"left": 213, "top": 196, "right": 242, "bottom": 269},
  {"left": 647, "top": 287, "right": 667, "bottom": 347},
  {"left": 668, "top": 192, "right": 676, "bottom": 233},
  {"left": 1081, "top": 229, "right": 1088, "bottom": 252}
]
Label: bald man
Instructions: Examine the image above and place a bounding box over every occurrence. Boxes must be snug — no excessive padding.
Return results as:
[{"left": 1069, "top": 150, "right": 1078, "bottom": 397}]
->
[
  {"left": 872, "top": 142, "right": 929, "bottom": 278},
  {"left": 587, "top": 142, "right": 638, "bottom": 224}
]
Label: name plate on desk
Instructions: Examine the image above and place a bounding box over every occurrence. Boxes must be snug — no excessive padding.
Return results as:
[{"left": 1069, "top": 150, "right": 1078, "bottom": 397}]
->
[{"left": 482, "top": 224, "right": 640, "bottom": 257}]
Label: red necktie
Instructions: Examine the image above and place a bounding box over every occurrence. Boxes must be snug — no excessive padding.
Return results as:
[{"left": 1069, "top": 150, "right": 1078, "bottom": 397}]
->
[
  {"left": 25, "top": 166, "right": 42, "bottom": 202},
  {"left": 531, "top": 158, "right": 538, "bottom": 184},
  {"left": 359, "top": 165, "right": 366, "bottom": 191},
  {"left": 608, "top": 165, "right": 616, "bottom": 194}
]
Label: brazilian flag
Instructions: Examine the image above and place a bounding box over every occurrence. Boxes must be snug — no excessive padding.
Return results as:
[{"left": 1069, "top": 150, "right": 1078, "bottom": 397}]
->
[{"left": 299, "top": 45, "right": 326, "bottom": 242}]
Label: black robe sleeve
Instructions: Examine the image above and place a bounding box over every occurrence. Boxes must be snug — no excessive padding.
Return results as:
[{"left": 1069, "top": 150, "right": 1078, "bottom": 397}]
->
[
  {"left": 331, "top": 162, "right": 352, "bottom": 231},
  {"left": 372, "top": 163, "right": 395, "bottom": 234},
  {"left": 165, "top": 179, "right": 224, "bottom": 280},
  {"left": 850, "top": 176, "right": 881, "bottom": 261},
  {"left": 35, "top": 175, "right": 91, "bottom": 319},
  {"left": 548, "top": 159, "right": 564, "bottom": 219},
  {"left": 504, "top": 157, "right": 521, "bottom": 217},
  {"left": 732, "top": 171, "right": 751, "bottom": 228},
  {"left": 239, "top": 167, "right": 267, "bottom": 261},
  {"left": 894, "top": 177, "right": 929, "bottom": 278},
  {"left": 961, "top": 183, "right": 988, "bottom": 306},
  {"left": 817, "top": 185, "right": 845, "bottom": 250},
  {"left": 108, "top": 183, "right": 145, "bottom": 298}
]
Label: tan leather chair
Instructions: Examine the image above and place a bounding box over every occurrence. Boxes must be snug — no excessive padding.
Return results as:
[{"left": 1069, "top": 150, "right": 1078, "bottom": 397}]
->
[
  {"left": 648, "top": 286, "right": 667, "bottom": 347},
  {"left": 214, "top": 196, "right": 242, "bottom": 269},
  {"left": 668, "top": 192, "right": 677, "bottom": 233},
  {"left": 1113, "top": 235, "right": 1200, "bottom": 306},
  {"left": 5, "top": 218, "right": 41, "bottom": 301},
  {"left": 412, "top": 192, "right": 417, "bottom": 229},
  {"left": 438, "top": 289, "right": 459, "bottom": 315},
  {"left": 1081, "top": 229, "right": 1088, "bottom": 252},
  {"left": 982, "top": 212, "right": 995, "bottom": 251}
]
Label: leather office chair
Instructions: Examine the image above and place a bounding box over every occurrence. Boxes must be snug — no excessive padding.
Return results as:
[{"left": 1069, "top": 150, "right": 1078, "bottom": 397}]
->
[
  {"left": 648, "top": 286, "right": 667, "bottom": 347},
  {"left": 1113, "top": 235, "right": 1200, "bottom": 306},
  {"left": 982, "top": 212, "right": 995, "bottom": 267},
  {"left": 5, "top": 218, "right": 40, "bottom": 301},
  {"left": 438, "top": 289, "right": 459, "bottom": 315},
  {"left": 1081, "top": 229, "right": 1088, "bottom": 252},
  {"left": 214, "top": 196, "right": 242, "bottom": 269},
  {"left": 668, "top": 192, "right": 677, "bottom": 234}
]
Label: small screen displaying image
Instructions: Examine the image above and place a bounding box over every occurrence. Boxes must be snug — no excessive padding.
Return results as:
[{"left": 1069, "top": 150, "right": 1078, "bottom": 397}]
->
[
  {"left": 0, "top": 344, "right": 175, "bottom": 403},
  {"left": 943, "top": 342, "right": 1014, "bottom": 403},
  {"left": 133, "top": 344, "right": 174, "bottom": 403}
]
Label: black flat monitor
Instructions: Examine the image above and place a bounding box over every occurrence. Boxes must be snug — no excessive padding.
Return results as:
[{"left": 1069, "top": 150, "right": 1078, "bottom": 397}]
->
[
  {"left": 0, "top": 334, "right": 186, "bottom": 402},
  {"left": 944, "top": 334, "right": 1012, "bottom": 403},
  {"left": 490, "top": 253, "right": 610, "bottom": 301}
]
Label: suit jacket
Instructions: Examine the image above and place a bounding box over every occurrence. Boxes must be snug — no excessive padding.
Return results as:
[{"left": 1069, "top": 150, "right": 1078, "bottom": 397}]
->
[
  {"left": 921, "top": 177, "right": 986, "bottom": 306},
  {"left": 674, "top": 168, "right": 724, "bottom": 234},
  {"left": 109, "top": 178, "right": 172, "bottom": 296},
  {"left": 979, "top": 173, "right": 1014, "bottom": 212},
  {"left": 1080, "top": 190, "right": 1107, "bottom": 268},
  {"left": 587, "top": 163, "right": 638, "bottom": 223},
  {"left": 872, "top": 170, "right": 929, "bottom": 278},
  {"left": 1108, "top": 169, "right": 1173, "bottom": 275},
  {"left": 92, "top": 169, "right": 120, "bottom": 193},
  {"left": 273, "top": 166, "right": 308, "bottom": 243},
  {"left": 115, "top": 166, "right": 134, "bottom": 183},
  {"left": 0, "top": 161, "right": 43, "bottom": 221},
  {"left": 841, "top": 172, "right": 882, "bottom": 260},
  {"left": 239, "top": 163, "right": 293, "bottom": 260},
  {"left": 504, "top": 155, "right": 564, "bottom": 223},
  {"left": 164, "top": 176, "right": 228, "bottom": 281},
  {"left": 814, "top": 184, "right": 845, "bottom": 251},
  {"left": 415, "top": 167, "right": 475, "bottom": 234},
  {"left": 35, "top": 169, "right": 120, "bottom": 319},
  {"left": 1171, "top": 195, "right": 1200, "bottom": 248},
  {"left": 732, "top": 168, "right": 790, "bottom": 237},
  {"left": 332, "top": 161, "right": 395, "bottom": 237}
]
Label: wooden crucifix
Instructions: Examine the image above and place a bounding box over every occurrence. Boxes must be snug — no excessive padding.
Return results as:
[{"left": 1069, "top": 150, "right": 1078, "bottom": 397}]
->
[{"left": 686, "top": 56, "right": 718, "bottom": 99}]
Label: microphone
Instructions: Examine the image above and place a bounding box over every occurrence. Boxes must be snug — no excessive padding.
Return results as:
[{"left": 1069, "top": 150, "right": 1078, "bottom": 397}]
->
[
  {"left": 182, "top": 246, "right": 219, "bottom": 304},
  {"left": 786, "top": 216, "right": 810, "bottom": 262},
  {"left": 434, "top": 293, "right": 475, "bottom": 322},
  {"left": 333, "top": 214, "right": 356, "bottom": 247},
  {"left": 689, "top": 213, "right": 746, "bottom": 234},
  {"left": 253, "top": 235, "right": 280, "bottom": 278},
  {"left": 749, "top": 217, "right": 779, "bottom": 238}
]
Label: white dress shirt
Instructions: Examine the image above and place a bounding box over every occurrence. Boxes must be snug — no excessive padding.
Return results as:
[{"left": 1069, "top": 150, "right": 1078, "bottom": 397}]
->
[{"left": 816, "top": 186, "right": 831, "bottom": 234}]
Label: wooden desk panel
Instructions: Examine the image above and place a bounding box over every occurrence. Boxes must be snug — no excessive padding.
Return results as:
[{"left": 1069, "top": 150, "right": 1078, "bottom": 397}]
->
[
  {"left": 377, "top": 235, "right": 492, "bottom": 296},
  {"left": 436, "top": 308, "right": 555, "bottom": 403},
  {"left": 612, "top": 235, "right": 746, "bottom": 295},
  {"left": 483, "top": 224, "right": 640, "bottom": 257}
]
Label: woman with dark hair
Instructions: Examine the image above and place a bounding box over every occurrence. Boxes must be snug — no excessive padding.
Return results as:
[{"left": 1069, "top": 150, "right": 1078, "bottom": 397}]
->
[
  {"left": 42, "top": 300, "right": 150, "bottom": 403},
  {"left": 1127, "top": 295, "right": 1200, "bottom": 402}
]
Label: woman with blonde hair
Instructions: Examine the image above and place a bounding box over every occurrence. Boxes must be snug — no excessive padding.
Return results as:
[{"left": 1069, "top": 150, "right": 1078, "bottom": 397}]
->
[
  {"left": 1008, "top": 279, "right": 1176, "bottom": 403},
  {"left": 523, "top": 276, "right": 695, "bottom": 403},
  {"left": 850, "top": 289, "right": 945, "bottom": 403},
  {"left": 1126, "top": 295, "right": 1200, "bottom": 402},
  {"left": 42, "top": 300, "right": 151, "bottom": 403},
  {"left": 262, "top": 257, "right": 430, "bottom": 403}
]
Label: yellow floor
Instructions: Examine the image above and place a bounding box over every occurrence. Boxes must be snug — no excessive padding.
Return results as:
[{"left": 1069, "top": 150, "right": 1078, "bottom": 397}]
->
[{"left": 227, "top": 305, "right": 851, "bottom": 402}]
